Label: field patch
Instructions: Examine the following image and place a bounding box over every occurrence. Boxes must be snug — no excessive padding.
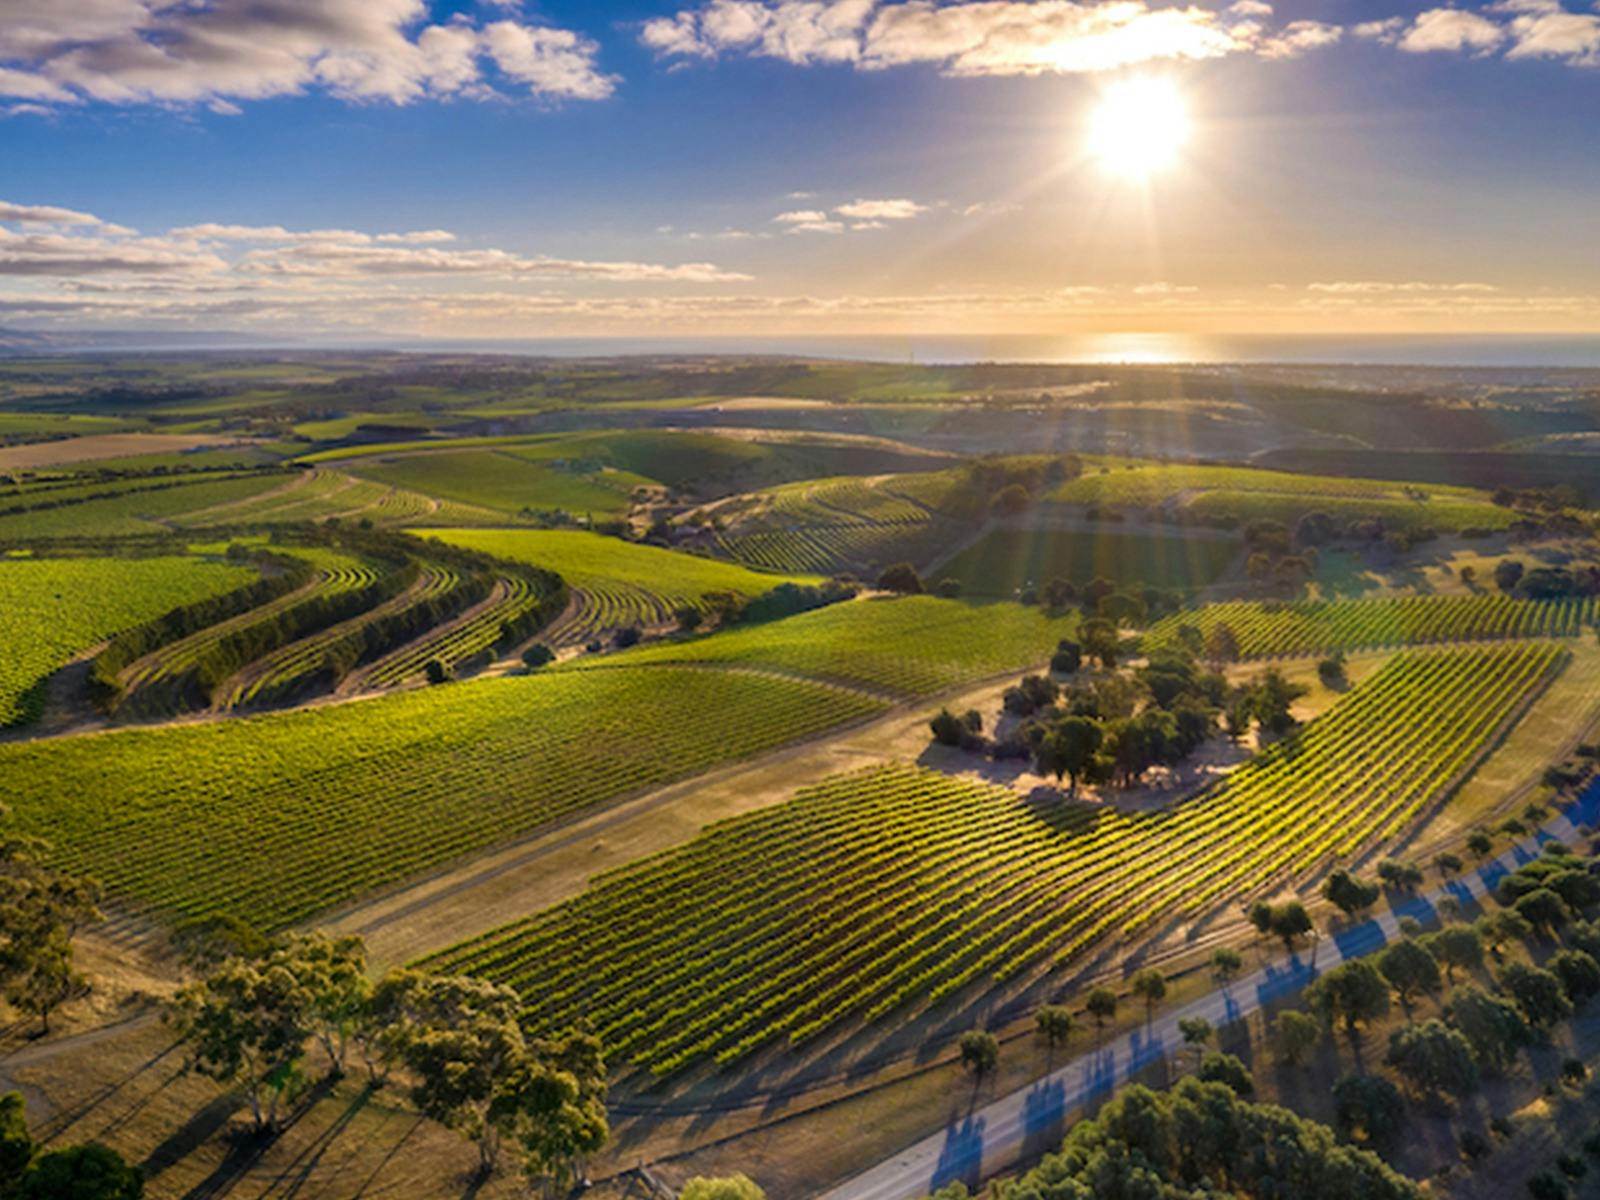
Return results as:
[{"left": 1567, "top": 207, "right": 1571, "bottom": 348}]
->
[
  {"left": 0, "top": 473, "right": 289, "bottom": 540},
  {"left": 351, "top": 450, "right": 641, "bottom": 519},
  {"left": 940, "top": 527, "right": 1239, "bottom": 597},
  {"left": 0, "top": 555, "right": 256, "bottom": 727},
  {"left": 0, "top": 433, "right": 259, "bottom": 473},
  {"left": 434, "top": 643, "right": 1560, "bottom": 1074},
  {"left": 3, "top": 666, "right": 889, "bottom": 929}
]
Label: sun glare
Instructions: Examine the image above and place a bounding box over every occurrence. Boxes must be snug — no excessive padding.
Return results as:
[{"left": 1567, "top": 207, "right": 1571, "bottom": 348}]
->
[{"left": 1087, "top": 78, "right": 1190, "bottom": 180}]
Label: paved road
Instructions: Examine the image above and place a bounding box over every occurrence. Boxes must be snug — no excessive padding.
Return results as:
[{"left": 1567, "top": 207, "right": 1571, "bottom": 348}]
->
[{"left": 820, "top": 781, "right": 1600, "bottom": 1200}]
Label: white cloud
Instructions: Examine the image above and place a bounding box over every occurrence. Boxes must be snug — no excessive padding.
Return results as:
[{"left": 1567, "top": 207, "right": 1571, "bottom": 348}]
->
[
  {"left": 1396, "top": 8, "right": 1506, "bottom": 53},
  {"left": 1258, "top": 20, "right": 1342, "bottom": 58},
  {"left": 645, "top": 0, "right": 1244, "bottom": 75},
  {"left": 834, "top": 197, "right": 926, "bottom": 220},
  {"left": 960, "top": 199, "right": 1022, "bottom": 217},
  {"left": 1133, "top": 280, "right": 1198, "bottom": 294},
  {"left": 773, "top": 209, "right": 831, "bottom": 223},
  {"left": 1501, "top": 2, "right": 1600, "bottom": 63},
  {"left": 1352, "top": 17, "right": 1407, "bottom": 41},
  {"left": 1227, "top": 0, "right": 1274, "bottom": 15},
  {"left": 0, "top": 1, "right": 615, "bottom": 109},
  {"left": 0, "top": 200, "right": 111, "bottom": 227},
  {"left": 1306, "top": 280, "right": 1498, "bottom": 293}
]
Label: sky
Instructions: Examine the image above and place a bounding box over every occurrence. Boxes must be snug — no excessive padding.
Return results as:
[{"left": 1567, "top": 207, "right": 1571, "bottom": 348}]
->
[{"left": 0, "top": 0, "right": 1597, "bottom": 342}]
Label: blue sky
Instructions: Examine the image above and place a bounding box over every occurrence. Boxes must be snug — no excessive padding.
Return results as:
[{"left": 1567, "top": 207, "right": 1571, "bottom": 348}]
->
[{"left": 1, "top": 0, "right": 1597, "bottom": 339}]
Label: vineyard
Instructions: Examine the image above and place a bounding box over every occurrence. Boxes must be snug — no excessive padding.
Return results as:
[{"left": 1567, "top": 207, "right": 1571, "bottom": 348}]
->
[
  {"left": 0, "top": 472, "right": 290, "bottom": 540},
  {"left": 707, "top": 472, "right": 968, "bottom": 575},
  {"left": 3, "top": 666, "right": 890, "bottom": 929},
  {"left": 1051, "top": 463, "right": 1517, "bottom": 532},
  {"left": 349, "top": 449, "right": 643, "bottom": 520},
  {"left": 1144, "top": 593, "right": 1599, "bottom": 659},
  {"left": 424, "top": 528, "right": 820, "bottom": 646},
  {"left": 431, "top": 642, "right": 1563, "bottom": 1075},
  {"left": 0, "top": 554, "right": 256, "bottom": 727},
  {"left": 565, "top": 596, "right": 1079, "bottom": 696}
]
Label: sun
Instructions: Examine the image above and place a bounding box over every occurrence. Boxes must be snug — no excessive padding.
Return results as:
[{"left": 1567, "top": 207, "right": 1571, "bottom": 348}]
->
[{"left": 1087, "top": 78, "right": 1190, "bottom": 180}]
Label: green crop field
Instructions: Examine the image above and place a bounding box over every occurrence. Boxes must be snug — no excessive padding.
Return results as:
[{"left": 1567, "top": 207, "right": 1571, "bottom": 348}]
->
[
  {"left": 424, "top": 528, "right": 819, "bottom": 645},
  {"left": 940, "top": 527, "right": 1240, "bottom": 597},
  {"left": 0, "top": 473, "right": 289, "bottom": 540},
  {"left": 1145, "top": 593, "right": 1598, "bottom": 659},
  {"left": 0, "top": 555, "right": 257, "bottom": 726},
  {"left": 566, "top": 595, "right": 1078, "bottom": 696},
  {"left": 1052, "top": 463, "right": 1516, "bottom": 531},
  {"left": 432, "top": 642, "right": 1561, "bottom": 1075},
  {"left": 349, "top": 450, "right": 640, "bottom": 519},
  {"left": 2, "top": 666, "right": 889, "bottom": 930}
]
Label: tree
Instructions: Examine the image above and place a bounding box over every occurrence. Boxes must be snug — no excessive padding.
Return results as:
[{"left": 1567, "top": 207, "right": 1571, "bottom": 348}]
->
[
  {"left": 1424, "top": 925, "right": 1483, "bottom": 982},
  {"left": 1042, "top": 578, "right": 1077, "bottom": 613},
  {"left": 1271, "top": 901, "right": 1314, "bottom": 955},
  {"left": 1386, "top": 1020, "right": 1479, "bottom": 1100},
  {"left": 0, "top": 821, "right": 102, "bottom": 1035},
  {"left": 1323, "top": 869, "right": 1381, "bottom": 918},
  {"left": 1446, "top": 984, "right": 1532, "bottom": 1071},
  {"left": 6, "top": 939, "right": 86, "bottom": 1036},
  {"left": 1204, "top": 623, "right": 1240, "bottom": 667},
  {"left": 1131, "top": 968, "right": 1167, "bottom": 1020},
  {"left": 680, "top": 1177, "right": 766, "bottom": 1200},
  {"left": 1211, "top": 947, "right": 1243, "bottom": 984},
  {"left": 167, "top": 954, "right": 315, "bottom": 1133},
  {"left": 990, "top": 483, "right": 1031, "bottom": 517},
  {"left": 282, "top": 932, "right": 369, "bottom": 1076},
  {"left": 876, "top": 562, "right": 922, "bottom": 595},
  {"left": 1274, "top": 1010, "right": 1321, "bottom": 1066},
  {"left": 1049, "top": 639, "right": 1082, "bottom": 674},
  {"left": 1549, "top": 948, "right": 1600, "bottom": 1006},
  {"left": 612, "top": 625, "right": 641, "bottom": 649},
  {"left": 521, "top": 644, "right": 555, "bottom": 669},
  {"left": 424, "top": 659, "right": 450, "bottom": 685},
  {"left": 1251, "top": 668, "right": 1306, "bottom": 736},
  {"left": 1036, "top": 716, "right": 1102, "bottom": 792},
  {"left": 1034, "top": 1005, "right": 1075, "bottom": 1051},
  {"left": 1308, "top": 960, "right": 1391, "bottom": 1036},
  {"left": 12, "top": 1144, "right": 141, "bottom": 1200},
  {"left": 1196, "top": 1051, "right": 1253, "bottom": 1096},
  {"left": 1317, "top": 651, "right": 1347, "bottom": 687},
  {"left": 1499, "top": 962, "right": 1572, "bottom": 1030},
  {"left": 1467, "top": 829, "right": 1494, "bottom": 860},
  {"left": 1477, "top": 907, "right": 1533, "bottom": 954},
  {"left": 1494, "top": 559, "right": 1524, "bottom": 593},
  {"left": 1178, "top": 1016, "right": 1213, "bottom": 1066},
  {"left": 1514, "top": 887, "right": 1570, "bottom": 939},
  {"left": 1247, "top": 900, "right": 1275, "bottom": 942},
  {"left": 675, "top": 605, "right": 703, "bottom": 632},
  {"left": 1080, "top": 618, "right": 1120, "bottom": 669},
  {"left": 958, "top": 1030, "right": 999, "bottom": 1084},
  {"left": 0, "top": 1092, "right": 33, "bottom": 1190},
  {"left": 1332, "top": 1073, "right": 1406, "bottom": 1150},
  {"left": 1224, "top": 692, "right": 1254, "bottom": 742},
  {"left": 1085, "top": 987, "right": 1117, "bottom": 1029},
  {"left": 503, "top": 1031, "right": 609, "bottom": 1198},
  {"left": 1379, "top": 939, "right": 1441, "bottom": 1006}
]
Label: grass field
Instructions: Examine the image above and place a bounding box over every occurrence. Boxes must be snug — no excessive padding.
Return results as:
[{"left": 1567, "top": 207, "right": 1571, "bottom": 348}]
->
[
  {"left": 433, "top": 642, "right": 1560, "bottom": 1074},
  {"left": 2, "top": 667, "right": 889, "bottom": 929},
  {"left": 566, "top": 596, "right": 1079, "bottom": 696},
  {"left": 1053, "top": 463, "right": 1516, "bottom": 531},
  {"left": 0, "top": 555, "right": 257, "bottom": 727},
  {"left": 423, "top": 528, "right": 819, "bottom": 643},
  {"left": 1145, "top": 593, "right": 1598, "bottom": 658},
  {"left": 940, "top": 527, "right": 1240, "bottom": 597}
]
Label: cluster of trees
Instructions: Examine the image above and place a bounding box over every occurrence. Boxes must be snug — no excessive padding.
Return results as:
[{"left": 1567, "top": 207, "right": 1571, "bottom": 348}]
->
[
  {"left": 736, "top": 579, "right": 858, "bottom": 623},
  {"left": 0, "top": 807, "right": 102, "bottom": 1034},
  {"left": 925, "top": 1075, "right": 1422, "bottom": 1200},
  {"left": 941, "top": 642, "right": 1304, "bottom": 792},
  {"left": 1243, "top": 519, "right": 1318, "bottom": 595},
  {"left": 1486, "top": 556, "right": 1600, "bottom": 600},
  {"left": 0, "top": 1093, "right": 142, "bottom": 1199},
  {"left": 165, "top": 927, "right": 606, "bottom": 1194},
  {"left": 939, "top": 455, "right": 1082, "bottom": 522}
]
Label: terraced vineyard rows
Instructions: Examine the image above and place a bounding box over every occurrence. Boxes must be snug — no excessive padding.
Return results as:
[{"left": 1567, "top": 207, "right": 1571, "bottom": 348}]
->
[
  {"left": 2, "top": 666, "right": 890, "bottom": 929},
  {"left": 0, "top": 473, "right": 289, "bottom": 540},
  {"left": 121, "top": 548, "right": 377, "bottom": 694},
  {"left": 359, "top": 574, "right": 539, "bottom": 686},
  {"left": 1145, "top": 594, "right": 1598, "bottom": 659},
  {"left": 0, "top": 555, "right": 256, "bottom": 727},
  {"left": 565, "top": 596, "right": 1078, "bottom": 696},
  {"left": 433, "top": 642, "right": 1563, "bottom": 1074},
  {"left": 170, "top": 469, "right": 447, "bottom": 529},
  {"left": 710, "top": 473, "right": 966, "bottom": 575},
  {"left": 424, "top": 529, "right": 818, "bottom": 647}
]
